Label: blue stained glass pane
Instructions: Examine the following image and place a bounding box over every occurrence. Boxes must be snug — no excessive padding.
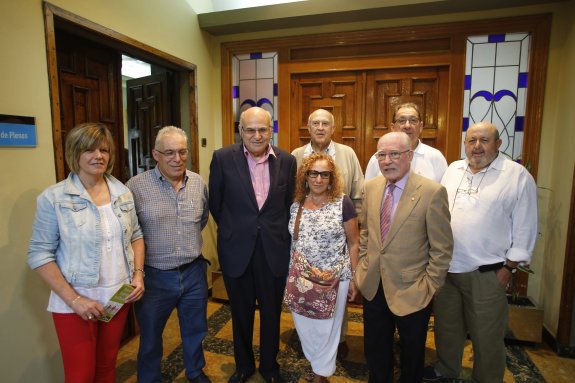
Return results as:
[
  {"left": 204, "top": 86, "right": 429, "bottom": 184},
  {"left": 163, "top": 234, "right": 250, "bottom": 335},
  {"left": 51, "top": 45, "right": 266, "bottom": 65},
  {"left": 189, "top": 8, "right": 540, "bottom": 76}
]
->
[
  {"left": 518, "top": 72, "right": 528, "bottom": 88},
  {"left": 240, "top": 99, "right": 256, "bottom": 108},
  {"left": 257, "top": 98, "right": 273, "bottom": 107},
  {"left": 273, "top": 83, "right": 278, "bottom": 96},
  {"left": 273, "top": 120, "right": 278, "bottom": 133},
  {"left": 488, "top": 34, "right": 505, "bottom": 43},
  {"left": 232, "top": 86, "right": 239, "bottom": 99},
  {"left": 515, "top": 116, "right": 524, "bottom": 132},
  {"left": 465, "top": 75, "right": 471, "bottom": 90},
  {"left": 250, "top": 52, "right": 262, "bottom": 59},
  {"left": 463, "top": 117, "right": 470, "bottom": 131}
]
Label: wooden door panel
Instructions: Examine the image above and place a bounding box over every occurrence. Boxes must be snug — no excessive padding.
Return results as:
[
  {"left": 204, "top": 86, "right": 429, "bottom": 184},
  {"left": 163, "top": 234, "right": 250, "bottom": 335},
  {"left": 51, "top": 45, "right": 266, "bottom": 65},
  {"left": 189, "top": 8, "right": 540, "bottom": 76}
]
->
[
  {"left": 292, "top": 67, "right": 448, "bottom": 170},
  {"left": 291, "top": 72, "right": 364, "bottom": 155},
  {"left": 56, "top": 31, "right": 123, "bottom": 180},
  {"left": 126, "top": 73, "right": 171, "bottom": 177},
  {"left": 365, "top": 67, "right": 449, "bottom": 166}
]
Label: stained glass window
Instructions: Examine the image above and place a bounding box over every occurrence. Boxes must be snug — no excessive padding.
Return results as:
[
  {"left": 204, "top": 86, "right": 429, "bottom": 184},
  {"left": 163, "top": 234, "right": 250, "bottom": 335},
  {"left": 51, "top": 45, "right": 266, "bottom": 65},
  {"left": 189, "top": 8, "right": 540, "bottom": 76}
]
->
[
  {"left": 462, "top": 33, "right": 530, "bottom": 162},
  {"left": 232, "top": 52, "right": 278, "bottom": 145}
]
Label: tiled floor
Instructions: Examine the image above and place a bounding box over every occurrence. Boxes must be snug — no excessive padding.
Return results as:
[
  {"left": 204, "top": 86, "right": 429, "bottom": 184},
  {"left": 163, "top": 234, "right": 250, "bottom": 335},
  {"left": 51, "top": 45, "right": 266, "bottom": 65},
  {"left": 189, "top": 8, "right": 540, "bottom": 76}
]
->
[{"left": 116, "top": 299, "right": 575, "bottom": 382}]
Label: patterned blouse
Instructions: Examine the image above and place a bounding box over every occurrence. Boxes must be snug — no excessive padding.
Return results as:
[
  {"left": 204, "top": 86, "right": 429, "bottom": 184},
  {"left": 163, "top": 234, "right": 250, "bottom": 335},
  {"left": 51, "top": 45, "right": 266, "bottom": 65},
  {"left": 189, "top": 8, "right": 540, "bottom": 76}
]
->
[{"left": 288, "top": 195, "right": 355, "bottom": 280}]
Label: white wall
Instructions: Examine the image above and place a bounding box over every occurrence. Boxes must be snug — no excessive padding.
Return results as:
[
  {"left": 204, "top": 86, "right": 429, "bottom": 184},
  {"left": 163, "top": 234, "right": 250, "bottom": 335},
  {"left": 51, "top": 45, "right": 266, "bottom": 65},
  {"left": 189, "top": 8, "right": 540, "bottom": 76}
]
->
[{"left": 0, "top": 0, "right": 217, "bottom": 381}]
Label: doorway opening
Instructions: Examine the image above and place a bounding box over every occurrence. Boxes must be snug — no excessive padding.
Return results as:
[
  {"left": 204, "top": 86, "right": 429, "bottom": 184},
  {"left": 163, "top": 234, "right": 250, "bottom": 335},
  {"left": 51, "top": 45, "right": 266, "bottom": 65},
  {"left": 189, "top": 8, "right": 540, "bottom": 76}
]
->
[{"left": 44, "top": 2, "right": 198, "bottom": 183}]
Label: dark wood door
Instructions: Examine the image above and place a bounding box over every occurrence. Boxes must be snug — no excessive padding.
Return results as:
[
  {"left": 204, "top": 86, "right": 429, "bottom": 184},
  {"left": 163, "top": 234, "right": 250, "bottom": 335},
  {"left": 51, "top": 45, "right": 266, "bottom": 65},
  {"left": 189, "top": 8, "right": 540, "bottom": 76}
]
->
[
  {"left": 126, "top": 73, "right": 172, "bottom": 177},
  {"left": 291, "top": 67, "right": 449, "bottom": 170},
  {"left": 364, "top": 66, "right": 449, "bottom": 164},
  {"left": 290, "top": 71, "right": 365, "bottom": 162},
  {"left": 57, "top": 31, "right": 124, "bottom": 180}
]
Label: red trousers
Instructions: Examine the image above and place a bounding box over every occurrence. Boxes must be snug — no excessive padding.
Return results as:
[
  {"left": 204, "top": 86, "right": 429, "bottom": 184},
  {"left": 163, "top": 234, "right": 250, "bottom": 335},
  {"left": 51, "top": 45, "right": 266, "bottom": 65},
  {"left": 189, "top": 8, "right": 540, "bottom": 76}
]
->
[{"left": 52, "top": 304, "right": 130, "bottom": 383}]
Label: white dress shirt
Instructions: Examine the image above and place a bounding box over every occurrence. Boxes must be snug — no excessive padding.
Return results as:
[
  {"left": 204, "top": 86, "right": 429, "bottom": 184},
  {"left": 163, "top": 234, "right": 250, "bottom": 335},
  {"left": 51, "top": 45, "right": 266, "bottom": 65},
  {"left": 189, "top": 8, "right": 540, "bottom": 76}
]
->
[
  {"left": 365, "top": 140, "right": 447, "bottom": 182},
  {"left": 441, "top": 153, "right": 538, "bottom": 273}
]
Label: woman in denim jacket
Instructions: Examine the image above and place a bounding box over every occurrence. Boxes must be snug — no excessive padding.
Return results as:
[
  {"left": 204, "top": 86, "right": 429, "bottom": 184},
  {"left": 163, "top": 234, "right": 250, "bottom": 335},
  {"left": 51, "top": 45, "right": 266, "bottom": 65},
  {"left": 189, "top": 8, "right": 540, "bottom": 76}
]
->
[{"left": 28, "top": 123, "right": 145, "bottom": 383}]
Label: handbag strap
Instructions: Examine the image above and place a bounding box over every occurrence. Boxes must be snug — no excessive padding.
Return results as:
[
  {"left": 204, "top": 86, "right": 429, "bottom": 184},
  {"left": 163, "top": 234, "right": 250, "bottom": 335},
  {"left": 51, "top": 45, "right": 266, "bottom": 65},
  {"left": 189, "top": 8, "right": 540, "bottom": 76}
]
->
[{"left": 293, "top": 203, "right": 304, "bottom": 240}]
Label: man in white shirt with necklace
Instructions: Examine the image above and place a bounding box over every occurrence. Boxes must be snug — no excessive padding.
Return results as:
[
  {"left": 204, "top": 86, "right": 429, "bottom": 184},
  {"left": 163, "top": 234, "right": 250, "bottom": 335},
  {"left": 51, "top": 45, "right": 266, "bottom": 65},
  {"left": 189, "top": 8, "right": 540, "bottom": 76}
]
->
[
  {"left": 425, "top": 122, "right": 538, "bottom": 382},
  {"left": 365, "top": 103, "right": 447, "bottom": 182}
]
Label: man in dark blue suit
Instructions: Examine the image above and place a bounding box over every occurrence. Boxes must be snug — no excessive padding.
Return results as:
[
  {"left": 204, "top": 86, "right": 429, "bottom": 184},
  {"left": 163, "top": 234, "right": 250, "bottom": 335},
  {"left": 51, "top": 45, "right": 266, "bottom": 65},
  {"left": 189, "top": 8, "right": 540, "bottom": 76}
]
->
[{"left": 209, "top": 107, "right": 296, "bottom": 383}]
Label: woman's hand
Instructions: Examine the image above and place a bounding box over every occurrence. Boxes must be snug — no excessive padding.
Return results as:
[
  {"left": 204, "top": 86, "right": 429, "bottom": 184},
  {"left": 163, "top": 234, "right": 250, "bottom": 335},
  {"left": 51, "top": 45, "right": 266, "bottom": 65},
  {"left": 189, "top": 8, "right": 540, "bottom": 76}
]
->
[
  {"left": 125, "top": 274, "right": 145, "bottom": 303},
  {"left": 71, "top": 296, "right": 106, "bottom": 321},
  {"left": 347, "top": 279, "right": 359, "bottom": 303}
]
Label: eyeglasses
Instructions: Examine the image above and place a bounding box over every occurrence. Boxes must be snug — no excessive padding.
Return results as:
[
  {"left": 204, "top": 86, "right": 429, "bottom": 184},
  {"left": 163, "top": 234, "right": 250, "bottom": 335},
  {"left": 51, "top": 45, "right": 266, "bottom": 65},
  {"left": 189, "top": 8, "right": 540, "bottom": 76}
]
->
[
  {"left": 310, "top": 120, "right": 331, "bottom": 128},
  {"left": 155, "top": 149, "right": 188, "bottom": 159},
  {"left": 307, "top": 170, "right": 332, "bottom": 179},
  {"left": 451, "top": 165, "right": 490, "bottom": 211},
  {"left": 242, "top": 127, "right": 271, "bottom": 136},
  {"left": 395, "top": 117, "right": 419, "bottom": 126},
  {"left": 375, "top": 150, "right": 411, "bottom": 161}
]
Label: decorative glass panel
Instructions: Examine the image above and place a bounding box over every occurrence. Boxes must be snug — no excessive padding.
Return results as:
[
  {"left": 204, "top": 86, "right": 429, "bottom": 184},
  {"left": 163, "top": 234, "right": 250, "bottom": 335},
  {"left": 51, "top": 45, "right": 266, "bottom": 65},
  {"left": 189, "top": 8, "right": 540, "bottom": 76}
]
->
[
  {"left": 232, "top": 52, "right": 278, "bottom": 145},
  {"left": 462, "top": 33, "right": 530, "bottom": 162}
]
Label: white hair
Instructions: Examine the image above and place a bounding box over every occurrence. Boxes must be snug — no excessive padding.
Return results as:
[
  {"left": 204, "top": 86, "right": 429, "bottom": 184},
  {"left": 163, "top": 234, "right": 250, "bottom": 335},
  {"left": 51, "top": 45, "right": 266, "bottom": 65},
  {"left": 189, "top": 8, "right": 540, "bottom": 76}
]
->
[{"left": 155, "top": 126, "right": 188, "bottom": 149}]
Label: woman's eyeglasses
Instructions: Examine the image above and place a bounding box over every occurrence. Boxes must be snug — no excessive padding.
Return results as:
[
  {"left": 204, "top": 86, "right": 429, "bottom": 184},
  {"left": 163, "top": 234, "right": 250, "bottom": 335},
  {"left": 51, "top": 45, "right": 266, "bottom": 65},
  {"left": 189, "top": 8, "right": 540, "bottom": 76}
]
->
[{"left": 307, "top": 170, "right": 332, "bottom": 179}]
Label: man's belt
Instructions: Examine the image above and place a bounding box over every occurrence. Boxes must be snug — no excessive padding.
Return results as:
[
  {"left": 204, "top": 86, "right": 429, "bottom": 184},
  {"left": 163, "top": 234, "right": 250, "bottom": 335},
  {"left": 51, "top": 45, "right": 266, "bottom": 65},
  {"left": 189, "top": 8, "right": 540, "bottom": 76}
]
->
[
  {"left": 477, "top": 262, "right": 504, "bottom": 273},
  {"left": 150, "top": 255, "right": 210, "bottom": 272}
]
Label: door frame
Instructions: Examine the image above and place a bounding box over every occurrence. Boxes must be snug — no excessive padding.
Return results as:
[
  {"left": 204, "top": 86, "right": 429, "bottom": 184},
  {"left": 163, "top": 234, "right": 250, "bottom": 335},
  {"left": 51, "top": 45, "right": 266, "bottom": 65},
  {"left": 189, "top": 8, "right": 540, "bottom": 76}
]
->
[
  {"left": 221, "top": 13, "right": 551, "bottom": 176},
  {"left": 43, "top": 1, "right": 199, "bottom": 181}
]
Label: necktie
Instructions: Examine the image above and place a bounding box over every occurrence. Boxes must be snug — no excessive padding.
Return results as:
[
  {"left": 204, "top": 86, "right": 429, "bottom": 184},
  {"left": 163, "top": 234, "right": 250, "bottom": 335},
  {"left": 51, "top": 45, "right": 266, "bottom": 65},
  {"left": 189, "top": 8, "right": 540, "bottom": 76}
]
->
[{"left": 380, "top": 183, "right": 395, "bottom": 243}]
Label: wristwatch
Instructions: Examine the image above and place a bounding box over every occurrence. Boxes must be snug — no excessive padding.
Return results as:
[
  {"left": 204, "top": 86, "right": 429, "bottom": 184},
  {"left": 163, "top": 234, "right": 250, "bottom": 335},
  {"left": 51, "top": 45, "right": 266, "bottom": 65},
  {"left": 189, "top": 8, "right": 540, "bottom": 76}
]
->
[{"left": 503, "top": 264, "right": 516, "bottom": 274}]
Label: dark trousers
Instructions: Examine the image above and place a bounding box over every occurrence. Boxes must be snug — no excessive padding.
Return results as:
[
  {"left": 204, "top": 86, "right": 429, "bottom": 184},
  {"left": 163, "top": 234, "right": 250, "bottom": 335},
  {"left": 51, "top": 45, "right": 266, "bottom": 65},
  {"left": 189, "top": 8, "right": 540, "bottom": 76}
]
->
[
  {"left": 363, "top": 282, "right": 432, "bottom": 383},
  {"left": 223, "top": 235, "right": 286, "bottom": 379}
]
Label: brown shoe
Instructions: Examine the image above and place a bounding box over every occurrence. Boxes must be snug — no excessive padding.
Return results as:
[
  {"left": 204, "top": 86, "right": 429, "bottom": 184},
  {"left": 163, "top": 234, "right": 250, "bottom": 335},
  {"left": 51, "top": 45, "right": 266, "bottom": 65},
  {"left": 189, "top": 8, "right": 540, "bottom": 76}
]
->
[{"left": 337, "top": 341, "right": 349, "bottom": 359}]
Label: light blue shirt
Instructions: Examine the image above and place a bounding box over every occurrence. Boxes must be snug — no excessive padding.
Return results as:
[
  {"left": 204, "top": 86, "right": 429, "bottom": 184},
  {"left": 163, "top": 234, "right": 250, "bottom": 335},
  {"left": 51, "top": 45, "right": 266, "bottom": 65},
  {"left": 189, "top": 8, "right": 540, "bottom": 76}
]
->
[{"left": 28, "top": 173, "right": 143, "bottom": 287}]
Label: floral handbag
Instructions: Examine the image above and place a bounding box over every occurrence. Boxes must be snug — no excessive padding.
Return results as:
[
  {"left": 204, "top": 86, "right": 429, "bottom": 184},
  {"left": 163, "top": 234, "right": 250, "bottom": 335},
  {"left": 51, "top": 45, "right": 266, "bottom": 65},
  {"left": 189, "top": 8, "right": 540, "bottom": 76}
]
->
[{"left": 283, "top": 204, "right": 340, "bottom": 319}]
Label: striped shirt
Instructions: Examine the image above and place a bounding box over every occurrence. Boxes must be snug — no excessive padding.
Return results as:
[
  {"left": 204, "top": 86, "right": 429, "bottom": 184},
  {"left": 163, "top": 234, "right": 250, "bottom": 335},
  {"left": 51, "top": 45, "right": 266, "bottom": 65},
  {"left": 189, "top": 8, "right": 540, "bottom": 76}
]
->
[{"left": 126, "top": 167, "right": 209, "bottom": 270}]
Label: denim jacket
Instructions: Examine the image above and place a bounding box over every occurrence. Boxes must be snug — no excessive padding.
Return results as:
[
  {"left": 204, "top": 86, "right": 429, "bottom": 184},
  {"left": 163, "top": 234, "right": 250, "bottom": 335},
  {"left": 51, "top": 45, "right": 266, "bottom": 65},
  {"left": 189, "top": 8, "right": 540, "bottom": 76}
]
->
[{"left": 28, "top": 173, "right": 143, "bottom": 287}]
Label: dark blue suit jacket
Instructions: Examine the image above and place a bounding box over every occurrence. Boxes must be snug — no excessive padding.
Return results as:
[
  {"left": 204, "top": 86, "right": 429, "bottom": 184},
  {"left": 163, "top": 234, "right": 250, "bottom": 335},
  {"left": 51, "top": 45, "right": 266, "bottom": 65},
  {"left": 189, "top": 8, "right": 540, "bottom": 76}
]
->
[{"left": 209, "top": 144, "right": 296, "bottom": 278}]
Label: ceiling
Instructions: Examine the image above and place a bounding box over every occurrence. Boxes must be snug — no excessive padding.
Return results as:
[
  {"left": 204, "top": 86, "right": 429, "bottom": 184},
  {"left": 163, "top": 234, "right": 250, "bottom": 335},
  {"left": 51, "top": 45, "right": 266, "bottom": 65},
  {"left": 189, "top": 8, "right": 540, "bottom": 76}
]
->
[{"left": 196, "top": 0, "right": 562, "bottom": 35}]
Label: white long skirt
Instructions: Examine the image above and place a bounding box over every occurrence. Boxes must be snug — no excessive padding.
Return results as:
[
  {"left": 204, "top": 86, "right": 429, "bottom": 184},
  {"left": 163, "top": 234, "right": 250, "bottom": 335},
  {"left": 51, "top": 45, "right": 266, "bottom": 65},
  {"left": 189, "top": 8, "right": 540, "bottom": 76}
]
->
[{"left": 291, "top": 280, "right": 350, "bottom": 377}]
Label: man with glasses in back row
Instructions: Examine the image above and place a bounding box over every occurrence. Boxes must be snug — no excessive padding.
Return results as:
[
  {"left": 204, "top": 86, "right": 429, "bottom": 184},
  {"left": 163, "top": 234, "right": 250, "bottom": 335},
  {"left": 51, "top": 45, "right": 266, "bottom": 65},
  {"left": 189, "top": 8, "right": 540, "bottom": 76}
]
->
[
  {"left": 424, "top": 122, "right": 538, "bottom": 382},
  {"left": 365, "top": 103, "right": 447, "bottom": 182},
  {"left": 127, "top": 126, "right": 211, "bottom": 383},
  {"left": 209, "top": 107, "right": 297, "bottom": 383}
]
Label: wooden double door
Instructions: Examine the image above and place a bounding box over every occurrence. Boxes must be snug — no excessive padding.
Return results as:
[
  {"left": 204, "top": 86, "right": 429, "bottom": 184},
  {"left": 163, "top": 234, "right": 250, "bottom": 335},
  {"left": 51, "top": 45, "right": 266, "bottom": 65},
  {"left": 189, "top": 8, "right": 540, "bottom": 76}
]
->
[{"left": 290, "top": 66, "right": 449, "bottom": 170}]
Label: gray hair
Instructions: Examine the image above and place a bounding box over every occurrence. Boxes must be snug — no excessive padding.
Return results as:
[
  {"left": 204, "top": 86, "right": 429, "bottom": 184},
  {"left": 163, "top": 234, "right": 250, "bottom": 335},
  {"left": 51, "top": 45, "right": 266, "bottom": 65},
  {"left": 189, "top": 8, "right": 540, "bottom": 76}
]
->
[
  {"left": 393, "top": 102, "right": 421, "bottom": 121},
  {"left": 307, "top": 109, "right": 334, "bottom": 126},
  {"left": 155, "top": 126, "right": 188, "bottom": 149}
]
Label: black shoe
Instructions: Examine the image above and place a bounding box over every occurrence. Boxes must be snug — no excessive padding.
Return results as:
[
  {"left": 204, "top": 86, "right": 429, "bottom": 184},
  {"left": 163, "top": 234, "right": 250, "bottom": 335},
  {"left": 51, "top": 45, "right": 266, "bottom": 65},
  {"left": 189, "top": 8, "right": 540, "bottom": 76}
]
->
[
  {"left": 337, "top": 341, "right": 349, "bottom": 359},
  {"left": 263, "top": 374, "right": 285, "bottom": 383},
  {"left": 228, "top": 370, "right": 255, "bottom": 383},
  {"left": 422, "top": 366, "right": 443, "bottom": 382},
  {"left": 189, "top": 372, "right": 212, "bottom": 383}
]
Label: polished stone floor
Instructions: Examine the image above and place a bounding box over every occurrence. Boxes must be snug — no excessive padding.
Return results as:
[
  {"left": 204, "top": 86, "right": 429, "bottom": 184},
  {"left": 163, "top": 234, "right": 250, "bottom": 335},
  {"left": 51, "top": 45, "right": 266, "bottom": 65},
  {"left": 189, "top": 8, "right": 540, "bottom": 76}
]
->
[{"left": 115, "top": 299, "right": 575, "bottom": 382}]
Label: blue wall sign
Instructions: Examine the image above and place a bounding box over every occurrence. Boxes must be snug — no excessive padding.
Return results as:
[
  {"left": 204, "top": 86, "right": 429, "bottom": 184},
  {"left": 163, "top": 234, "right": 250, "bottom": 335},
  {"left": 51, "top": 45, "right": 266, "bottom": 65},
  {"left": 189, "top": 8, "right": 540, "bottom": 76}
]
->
[{"left": 0, "top": 115, "right": 37, "bottom": 147}]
